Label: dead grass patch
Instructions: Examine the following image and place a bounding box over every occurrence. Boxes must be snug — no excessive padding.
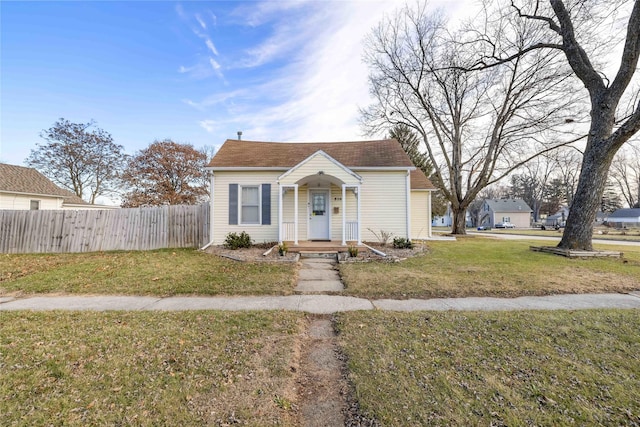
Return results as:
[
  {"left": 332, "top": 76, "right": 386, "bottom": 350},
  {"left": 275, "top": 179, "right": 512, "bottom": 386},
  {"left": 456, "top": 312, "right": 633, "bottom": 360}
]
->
[
  {"left": 0, "top": 311, "right": 305, "bottom": 426},
  {"left": 0, "top": 248, "right": 296, "bottom": 296},
  {"left": 340, "top": 239, "right": 640, "bottom": 299},
  {"left": 337, "top": 309, "right": 640, "bottom": 426}
]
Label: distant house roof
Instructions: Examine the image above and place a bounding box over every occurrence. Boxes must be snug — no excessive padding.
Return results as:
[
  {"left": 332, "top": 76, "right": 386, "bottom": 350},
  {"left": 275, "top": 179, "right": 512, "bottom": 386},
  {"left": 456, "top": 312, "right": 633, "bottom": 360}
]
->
[
  {"left": 0, "top": 163, "right": 87, "bottom": 205},
  {"left": 208, "top": 139, "right": 436, "bottom": 190},
  {"left": 484, "top": 198, "right": 532, "bottom": 213},
  {"left": 608, "top": 208, "right": 640, "bottom": 219}
]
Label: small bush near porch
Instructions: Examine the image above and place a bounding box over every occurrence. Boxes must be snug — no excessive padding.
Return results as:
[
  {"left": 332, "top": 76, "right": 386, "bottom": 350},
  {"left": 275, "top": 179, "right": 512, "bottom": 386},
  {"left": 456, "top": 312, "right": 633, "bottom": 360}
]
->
[{"left": 339, "top": 238, "right": 640, "bottom": 299}]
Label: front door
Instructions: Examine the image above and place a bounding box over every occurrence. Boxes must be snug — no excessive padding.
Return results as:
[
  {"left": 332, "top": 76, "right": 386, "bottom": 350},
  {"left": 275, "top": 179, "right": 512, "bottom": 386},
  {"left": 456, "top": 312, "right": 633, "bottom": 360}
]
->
[{"left": 309, "top": 190, "right": 330, "bottom": 240}]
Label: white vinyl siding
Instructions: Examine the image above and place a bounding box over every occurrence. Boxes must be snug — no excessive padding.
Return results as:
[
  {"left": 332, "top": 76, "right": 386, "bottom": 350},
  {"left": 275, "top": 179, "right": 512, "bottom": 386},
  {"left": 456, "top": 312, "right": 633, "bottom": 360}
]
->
[
  {"left": 356, "top": 171, "right": 408, "bottom": 241},
  {"left": 213, "top": 172, "right": 280, "bottom": 244},
  {"left": 0, "top": 193, "right": 63, "bottom": 210},
  {"left": 279, "top": 154, "right": 359, "bottom": 185},
  {"left": 411, "top": 191, "right": 431, "bottom": 239},
  {"left": 330, "top": 185, "right": 357, "bottom": 241}
]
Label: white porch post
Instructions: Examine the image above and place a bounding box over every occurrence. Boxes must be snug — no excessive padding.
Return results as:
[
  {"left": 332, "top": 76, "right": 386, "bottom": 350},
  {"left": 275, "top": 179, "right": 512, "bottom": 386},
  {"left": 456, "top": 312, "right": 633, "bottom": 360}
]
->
[
  {"left": 209, "top": 172, "right": 215, "bottom": 244},
  {"left": 406, "top": 170, "right": 412, "bottom": 239},
  {"left": 356, "top": 185, "right": 362, "bottom": 245},
  {"left": 427, "top": 190, "right": 433, "bottom": 238},
  {"left": 293, "top": 184, "right": 299, "bottom": 245},
  {"left": 341, "top": 184, "right": 346, "bottom": 246},
  {"left": 278, "top": 184, "right": 283, "bottom": 244}
]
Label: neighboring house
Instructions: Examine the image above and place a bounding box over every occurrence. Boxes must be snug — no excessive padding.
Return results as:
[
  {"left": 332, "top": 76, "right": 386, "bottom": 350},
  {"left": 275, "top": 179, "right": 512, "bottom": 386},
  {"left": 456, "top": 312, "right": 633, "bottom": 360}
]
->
[
  {"left": 607, "top": 208, "right": 640, "bottom": 228},
  {"left": 544, "top": 206, "right": 570, "bottom": 228},
  {"left": 0, "top": 163, "right": 117, "bottom": 210},
  {"left": 431, "top": 204, "right": 471, "bottom": 227},
  {"left": 432, "top": 213, "right": 452, "bottom": 227},
  {"left": 480, "top": 198, "right": 532, "bottom": 228},
  {"left": 206, "top": 139, "right": 436, "bottom": 245}
]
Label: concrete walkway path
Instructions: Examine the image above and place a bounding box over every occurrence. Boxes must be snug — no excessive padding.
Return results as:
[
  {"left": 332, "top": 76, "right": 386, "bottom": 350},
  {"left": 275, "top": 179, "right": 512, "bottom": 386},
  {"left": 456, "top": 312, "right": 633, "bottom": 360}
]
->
[
  {"left": 295, "top": 257, "right": 344, "bottom": 293},
  {"left": 2, "top": 292, "right": 639, "bottom": 313}
]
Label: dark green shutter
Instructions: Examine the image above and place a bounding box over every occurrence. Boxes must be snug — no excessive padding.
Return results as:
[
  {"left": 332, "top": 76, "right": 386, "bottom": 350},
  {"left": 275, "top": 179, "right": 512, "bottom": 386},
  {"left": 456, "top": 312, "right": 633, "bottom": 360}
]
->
[
  {"left": 229, "top": 184, "right": 238, "bottom": 225},
  {"left": 261, "top": 184, "right": 271, "bottom": 225}
]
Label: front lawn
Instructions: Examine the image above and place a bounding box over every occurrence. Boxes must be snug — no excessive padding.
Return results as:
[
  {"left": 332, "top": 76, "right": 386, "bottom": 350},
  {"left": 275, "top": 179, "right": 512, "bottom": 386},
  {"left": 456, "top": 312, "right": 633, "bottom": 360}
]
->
[
  {"left": 340, "top": 238, "right": 640, "bottom": 299},
  {"left": 337, "top": 309, "right": 640, "bottom": 426},
  {"left": 0, "top": 249, "right": 296, "bottom": 296},
  {"left": 0, "top": 311, "right": 304, "bottom": 426}
]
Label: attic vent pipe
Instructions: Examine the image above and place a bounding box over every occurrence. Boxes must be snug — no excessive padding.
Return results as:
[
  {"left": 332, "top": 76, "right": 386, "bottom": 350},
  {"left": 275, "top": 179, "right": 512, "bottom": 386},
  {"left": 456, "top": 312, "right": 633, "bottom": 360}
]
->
[{"left": 237, "top": 131, "right": 243, "bottom": 140}]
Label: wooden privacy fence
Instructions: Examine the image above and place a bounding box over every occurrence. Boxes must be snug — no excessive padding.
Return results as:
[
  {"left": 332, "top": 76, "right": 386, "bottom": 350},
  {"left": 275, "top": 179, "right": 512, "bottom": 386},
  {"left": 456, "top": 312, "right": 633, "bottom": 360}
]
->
[{"left": 0, "top": 204, "right": 210, "bottom": 254}]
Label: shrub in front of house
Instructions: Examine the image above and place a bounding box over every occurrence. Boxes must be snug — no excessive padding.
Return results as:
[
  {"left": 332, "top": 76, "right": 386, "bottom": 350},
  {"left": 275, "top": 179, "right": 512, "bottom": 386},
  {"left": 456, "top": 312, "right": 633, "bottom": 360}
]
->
[
  {"left": 393, "top": 237, "right": 413, "bottom": 249},
  {"left": 224, "top": 231, "right": 253, "bottom": 250}
]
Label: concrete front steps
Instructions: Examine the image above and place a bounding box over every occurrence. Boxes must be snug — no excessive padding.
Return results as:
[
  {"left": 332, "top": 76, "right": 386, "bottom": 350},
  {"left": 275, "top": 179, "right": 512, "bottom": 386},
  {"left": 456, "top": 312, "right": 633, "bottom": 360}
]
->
[{"left": 295, "top": 256, "right": 345, "bottom": 293}]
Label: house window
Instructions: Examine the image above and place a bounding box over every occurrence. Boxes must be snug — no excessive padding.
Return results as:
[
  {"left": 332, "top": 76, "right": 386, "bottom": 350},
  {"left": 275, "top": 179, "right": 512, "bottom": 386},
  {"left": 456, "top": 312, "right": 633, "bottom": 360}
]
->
[
  {"left": 241, "top": 185, "right": 260, "bottom": 224},
  {"left": 30, "top": 200, "right": 40, "bottom": 210},
  {"left": 502, "top": 216, "right": 510, "bottom": 222}
]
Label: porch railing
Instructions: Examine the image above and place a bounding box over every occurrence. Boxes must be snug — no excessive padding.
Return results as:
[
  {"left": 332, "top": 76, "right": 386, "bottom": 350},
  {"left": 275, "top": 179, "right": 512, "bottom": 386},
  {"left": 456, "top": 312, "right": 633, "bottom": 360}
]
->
[
  {"left": 282, "top": 222, "right": 295, "bottom": 241},
  {"left": 346, "top": 221, "right": 358, "bottom": 241}
]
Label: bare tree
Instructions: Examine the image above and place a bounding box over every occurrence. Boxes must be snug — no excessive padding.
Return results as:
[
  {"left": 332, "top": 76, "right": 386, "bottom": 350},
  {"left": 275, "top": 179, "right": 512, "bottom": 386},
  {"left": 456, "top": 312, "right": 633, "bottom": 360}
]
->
[
  {"left": 610, "top": 140, "right": 640, "bottom": 208},
  {"left": 508, "top": 155, "right": 557, "bottom": 222},
  {"left": 361, "top": 2, "right": 578, "bottom": 234},
  {"left": 388, "top": 124, "right": 448, "bottom": 216},
  {"left": 481, "top": 0, "right": 640, "bottom": 250},
  {"left": 121, "top": 139, "right": 208, "bottom": 207},
  {"left": 27, "top": 118, "right": 127, "bottom": 203}
]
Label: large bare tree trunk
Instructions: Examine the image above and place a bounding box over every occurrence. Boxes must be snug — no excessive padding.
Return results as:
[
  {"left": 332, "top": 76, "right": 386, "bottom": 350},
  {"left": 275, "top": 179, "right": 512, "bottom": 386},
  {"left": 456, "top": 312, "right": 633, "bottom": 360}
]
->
[
  {"left": 451, "top": 207, "right": 468, "bottom": 234},
  {"left": 558, "top": 143, "right": 614, "bottom": 250}
]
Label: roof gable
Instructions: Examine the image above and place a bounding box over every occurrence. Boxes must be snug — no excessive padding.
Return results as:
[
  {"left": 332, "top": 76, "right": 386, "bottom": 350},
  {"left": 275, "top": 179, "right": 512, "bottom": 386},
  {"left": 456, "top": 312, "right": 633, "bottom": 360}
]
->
[{"left": 278, "top": 151, "right": 361, "bottom": 185}]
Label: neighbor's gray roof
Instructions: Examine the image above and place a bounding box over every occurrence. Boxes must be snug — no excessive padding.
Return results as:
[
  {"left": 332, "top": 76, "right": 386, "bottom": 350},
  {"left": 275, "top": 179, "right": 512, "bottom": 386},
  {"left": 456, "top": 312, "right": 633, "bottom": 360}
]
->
[
  {"left": 484, "top": 198, "right": 532, "bottom": 213},
  {"left": 0, "top": 163, "right": 87, "bottom": 205},
  {"left": 608, "top": 208, "right": 640, "bottom": 218}
]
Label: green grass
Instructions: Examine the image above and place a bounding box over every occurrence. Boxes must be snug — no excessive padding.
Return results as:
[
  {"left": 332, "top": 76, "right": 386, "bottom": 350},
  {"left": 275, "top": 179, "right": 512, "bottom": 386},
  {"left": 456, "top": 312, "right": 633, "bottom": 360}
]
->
[
  {"left": 341, "top": 238, "right": 640, "bottom": 299},
  {"left": 336, "top": 309, "right": 640, "bottom": 426},
  {"left": 0, "top": 311, "right": 304, "bottom": 426},
  {"left": 0, "top": 248, "right": 295, "bottom": 296}
]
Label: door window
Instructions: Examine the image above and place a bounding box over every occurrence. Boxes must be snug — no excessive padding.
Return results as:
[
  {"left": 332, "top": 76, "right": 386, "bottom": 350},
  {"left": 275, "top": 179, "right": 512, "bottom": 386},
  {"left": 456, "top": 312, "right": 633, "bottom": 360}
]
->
[{"left": 312, "top": 193, "right": 326, "bottom": 216}]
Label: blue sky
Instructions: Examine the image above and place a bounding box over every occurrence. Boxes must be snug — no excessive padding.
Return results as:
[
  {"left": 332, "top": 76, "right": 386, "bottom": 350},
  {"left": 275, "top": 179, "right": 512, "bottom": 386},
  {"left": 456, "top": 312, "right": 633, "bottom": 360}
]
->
[{"left": 1, "top": 0, "right": 467, "bottom": 167}]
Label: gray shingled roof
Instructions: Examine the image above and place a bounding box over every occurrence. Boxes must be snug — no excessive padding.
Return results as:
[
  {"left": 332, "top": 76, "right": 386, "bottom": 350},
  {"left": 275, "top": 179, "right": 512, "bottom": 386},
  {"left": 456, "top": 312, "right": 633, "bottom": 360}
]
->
[
  {"left": 0, "top": 163, "right": 87, "bottom": 205},
  {"left": 484, "top": 198, "right": 532, "bottom": 213},
  {"left": 608, "top": 208, "right": 640, "bottom": 218}
]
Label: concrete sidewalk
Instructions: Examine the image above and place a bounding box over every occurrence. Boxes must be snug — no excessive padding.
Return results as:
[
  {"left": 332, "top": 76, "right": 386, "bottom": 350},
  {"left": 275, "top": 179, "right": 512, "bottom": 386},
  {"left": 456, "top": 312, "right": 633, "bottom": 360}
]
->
[{"left": 1, "top": 293, "right": 639, "bottom": 314}]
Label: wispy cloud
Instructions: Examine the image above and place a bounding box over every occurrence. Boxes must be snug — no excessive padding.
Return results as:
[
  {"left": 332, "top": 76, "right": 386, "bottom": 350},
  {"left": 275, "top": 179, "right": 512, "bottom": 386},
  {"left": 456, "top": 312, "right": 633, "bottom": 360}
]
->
[
  {"left": 205, "top": 38, "right": 218, "bottom": 56},
  {"left": 175, "top": 3, "right": 224, "bottom": 80},
  {"left": 195, "top": 13, "right": 206, "bottom": 30},
  {"left": 197, "top": 1, "right": 404, "bottom": 141},
  {"left": 193, "top": 0, "right": 475, "bottom": 143}
]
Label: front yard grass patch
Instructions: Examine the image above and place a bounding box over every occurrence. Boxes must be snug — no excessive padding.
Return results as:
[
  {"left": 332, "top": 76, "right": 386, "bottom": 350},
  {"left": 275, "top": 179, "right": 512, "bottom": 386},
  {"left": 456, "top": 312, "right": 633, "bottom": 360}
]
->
[
  {"left": 336, "top": 309, "right": 640, "bottom": 426},
  {"left": 1, "top": 311, "right": 304, "bottom": 426},
  {"left": 0, "top": 248, "right": 295, "bottom": 296},
  {"left": 340, "top": 238, "right": 640, "bottom": 299}
]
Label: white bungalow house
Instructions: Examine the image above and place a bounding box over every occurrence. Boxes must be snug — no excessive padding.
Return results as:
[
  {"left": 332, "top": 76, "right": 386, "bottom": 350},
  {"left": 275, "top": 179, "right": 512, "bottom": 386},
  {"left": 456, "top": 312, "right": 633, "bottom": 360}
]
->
[
  {"left": 0, "top": 163, "right": 117, "bottom": 210},
  {"left": 205, "top": 139, "right": 435, "bottom": 246}
]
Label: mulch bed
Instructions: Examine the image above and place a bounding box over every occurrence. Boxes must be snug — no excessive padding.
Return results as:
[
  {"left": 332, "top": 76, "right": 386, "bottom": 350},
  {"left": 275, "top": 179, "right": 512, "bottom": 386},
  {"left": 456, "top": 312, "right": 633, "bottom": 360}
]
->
[{"left": 205, "top": 242, "right": 427, "bottom": 263}]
